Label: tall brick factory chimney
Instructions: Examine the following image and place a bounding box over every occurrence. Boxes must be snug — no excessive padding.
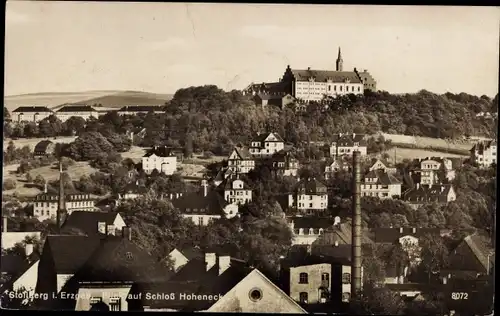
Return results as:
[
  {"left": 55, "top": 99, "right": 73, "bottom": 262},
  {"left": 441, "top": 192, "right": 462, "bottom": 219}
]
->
[{"left": 351, "top": 150, "right": 362, "bottom": 298}]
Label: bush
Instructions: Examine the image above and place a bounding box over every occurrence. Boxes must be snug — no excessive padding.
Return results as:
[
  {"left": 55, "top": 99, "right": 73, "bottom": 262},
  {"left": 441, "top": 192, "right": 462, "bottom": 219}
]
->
[
  {"left": 3, "top": 179, "right": 17, "bottom": 190},
  {"left": 202, "top": 151, "right": 214, "bottom": 159}
]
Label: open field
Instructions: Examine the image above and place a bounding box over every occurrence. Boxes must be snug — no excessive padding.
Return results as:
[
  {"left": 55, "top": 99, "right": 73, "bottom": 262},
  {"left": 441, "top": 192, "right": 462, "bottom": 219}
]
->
[
  {"left": 179, "top": 164, "right": 207, "bottom": 179},
  {"left": 378, "top": 147, "right": 468, "bottom": 164},
  {"left": 82, "top": 91, "right": 172, "bottom": 108},
  {"left": 4, "top": 90, "right": 173, "bottom": 112},
  {"left": 4, "top": 136, "right": 77, "bottom": 151},
  {"left": 4, "top": 91, "right": 119, "bottom": 112},
  {"left": 379, "top": 133, "right": 485, "bottom": 152},
  {"left": 121, "top": 146, "right": 147, "bottom": 162},
  {"left": 2, "top": 161, "right": 98, "bottom": 197}
]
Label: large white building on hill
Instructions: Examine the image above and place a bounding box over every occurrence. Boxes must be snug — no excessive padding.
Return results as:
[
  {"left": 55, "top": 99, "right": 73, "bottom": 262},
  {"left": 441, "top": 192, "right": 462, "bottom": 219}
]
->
[{"left": 244, "top": 47, "right": 377, "bottom": 103}]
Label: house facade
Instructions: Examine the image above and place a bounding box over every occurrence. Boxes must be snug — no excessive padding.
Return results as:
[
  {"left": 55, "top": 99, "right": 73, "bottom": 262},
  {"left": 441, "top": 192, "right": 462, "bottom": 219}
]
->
[
  {"left": 227, "top": 147, "right": 255, "bottom": 174},
  {"left": 369, "top": 159, "right": 397, "bottom": 174},
  {"left": 171, "top": 183, "right": 239, "bottom": 226},
  {"left": 249, "top": 132, "right": 285, "bottom": 157},
  {"left": 243, "top": 48, "right": 376, "bottom": 102},
  {"left": 417, "top": 157, "right": 457, "bottom": 185},
  {"left": 272, "top": 151, "right": 299, "bottom": 177},
  {"left": 117, "top": 105, "right": 164, "bottom": 115},
  {"left": 329, "top": 133, "right": 367, "bottom": 158},
  {"left": 55, "top": 105, "right": 99, "bottom": 122},
  {"left": 142, "top": 146, "right": 178, "bottom": 175},
  {"left": 288, "top": 217, "right": 334, "bottom": 245},
  {"left": 33, "top": 193, "right": 96, "bottom": 221},
  {"left": 288, "top": 178, "right": 328, "bottom": 215},
  {"left": 402, "top": 184, "right": 457, "bottom": 210},
  {"left": 360, "top": 169, "right": 402, "bottom": 199},
  {"left": 324, "top": 158, "right": 351, "bottom": 180},
  {"left": 220, "top": 177, "right": 253, "bottom": 205},
  {"left": 470, "top": 140, "right": 497, "bottom": 168},
  {"left": 12, "top": 106, "right": 53, "bottom": 123}
]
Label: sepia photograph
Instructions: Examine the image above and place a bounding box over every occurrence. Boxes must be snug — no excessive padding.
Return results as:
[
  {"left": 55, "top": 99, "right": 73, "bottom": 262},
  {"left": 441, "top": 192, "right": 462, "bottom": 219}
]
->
[{"left": 1, "top": 2, "right": 498, "bottom": 314}]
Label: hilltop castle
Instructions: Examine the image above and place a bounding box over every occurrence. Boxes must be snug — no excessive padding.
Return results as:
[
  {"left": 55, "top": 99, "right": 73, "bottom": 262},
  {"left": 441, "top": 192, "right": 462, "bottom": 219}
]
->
[{"left": 244, "top": 47, "right": 377, "bottom": 103}]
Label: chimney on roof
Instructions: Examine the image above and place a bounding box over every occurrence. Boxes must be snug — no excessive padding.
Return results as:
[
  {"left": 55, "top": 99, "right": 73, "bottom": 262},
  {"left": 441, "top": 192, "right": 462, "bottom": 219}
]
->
[
  {"left": 44, "top": 181, "right": 48, "bottom": 193},
  {"left": 122, "top": 227, "right": 132, "bottom": 240},
  {"left": 334, "top": 216, "right": 341, "bottom": 227},
  {"left": 441, "top": 186, "right": 445, "bottom": 193},
  {"left": 399, "top": 227, "right": 404, "bottom": 233},
  {"left": 334, "top": 241, "right": 339, "bottom": 247},
  {"left": 3, "top": 217, "right": 7, "bottom": 233},
  {"left": 205, "top": 252, "right": 216, "bottom": 271},
  {"left": 307, "top": 67, "right": 311, "bottom": 71},
  {"left": 135, "top": 180, "right": 139, "bottom": 186},
  {"left": 25, "top": 243, "right": 34, "bottom": 257},
  {"left": 352, "top": 133, "right": 356, "bottom": 138},
  {"left": 218, "top": 255, "right": 231, "bottom": 276},
  {"left": 416, "top": 183, "right": 420, "bottom": 189},
  {"left": 412, "top": 227, "right": 416, "bottom": 234}
]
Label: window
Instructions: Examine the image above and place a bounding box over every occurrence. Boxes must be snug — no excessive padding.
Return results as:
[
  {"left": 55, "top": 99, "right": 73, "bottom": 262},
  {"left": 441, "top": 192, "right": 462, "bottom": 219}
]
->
[
  {"left": 342, "top": 273, "right": 351, "bottom": 284},
  {"left": 321, "top": 273, "right": 330, "bottom": 287},
  {"left": 346, "top": 86, "right": 349, "bottom": 92},
  {"left": 299, "top": 292, "right": 308, "bottom": 303},
  {"left": 342, "top": 292, "right": 351, "bottom": 302},
  {"left": 125, "top": 252, "right": 133, "bottom": 260},
  {"left": 198, "top": 217, "right": 204, "bottom": 226},
  {"left": 249, "top": 288, "right": 263, "bottom": 302},
  {"left": 299, "top": 272, "right": 309, "bottom": 284},
  {"left": 109, "top": 297, "right": 121, "bottom": 311},
  {"left": 90, "top": 297, "right": 102, "bottom": 307}
]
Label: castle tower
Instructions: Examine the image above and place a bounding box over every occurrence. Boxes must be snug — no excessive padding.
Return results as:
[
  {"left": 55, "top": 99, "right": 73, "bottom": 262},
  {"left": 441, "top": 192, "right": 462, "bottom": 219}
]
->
[
  {"left": 336, "top": 47, "right": 343, "bottom": 72},
  {"left": 57, "top": 160, "right": 66, "bottom": 233}
]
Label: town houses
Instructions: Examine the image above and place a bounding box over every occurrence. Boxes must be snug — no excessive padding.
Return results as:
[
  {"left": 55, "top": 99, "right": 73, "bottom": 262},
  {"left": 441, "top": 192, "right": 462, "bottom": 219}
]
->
[
  {"left": 470, "top": 139, "right": 497, "bottom": 168},
  {"left": 11, "top": 106, "right": 53, "bottom": 123},
  {"left": 249, "top": 132, "right": 285, "bottom": 157},
  {"left": 141, "top": 146, "right": 178, "bottom": 175}
]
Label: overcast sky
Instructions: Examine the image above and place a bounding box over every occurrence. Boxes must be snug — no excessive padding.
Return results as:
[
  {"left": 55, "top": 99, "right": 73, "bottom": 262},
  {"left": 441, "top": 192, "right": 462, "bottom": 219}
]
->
[{"left": 4, "top": 2, "right": 500, "bottom": 97}]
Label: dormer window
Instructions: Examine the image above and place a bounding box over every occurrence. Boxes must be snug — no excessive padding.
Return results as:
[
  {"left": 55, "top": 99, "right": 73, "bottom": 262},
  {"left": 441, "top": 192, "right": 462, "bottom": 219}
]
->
[{"left": 309, "top": 228, "right": 314, "bottom": 235}]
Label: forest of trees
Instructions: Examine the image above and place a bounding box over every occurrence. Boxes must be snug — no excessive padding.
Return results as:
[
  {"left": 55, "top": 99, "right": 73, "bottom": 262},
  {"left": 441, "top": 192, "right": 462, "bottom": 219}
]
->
[{"left": 3, "top": 87, "right": 498, "bottom": 156}]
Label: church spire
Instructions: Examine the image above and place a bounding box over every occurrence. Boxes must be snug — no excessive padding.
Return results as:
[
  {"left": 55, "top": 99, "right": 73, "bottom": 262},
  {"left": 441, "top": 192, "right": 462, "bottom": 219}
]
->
[
  {"left": 336, "top": 47, "right": 343, "bottom": 72},
  {"left": 57, "top": 160, "right": 65, "bottom": 233}
]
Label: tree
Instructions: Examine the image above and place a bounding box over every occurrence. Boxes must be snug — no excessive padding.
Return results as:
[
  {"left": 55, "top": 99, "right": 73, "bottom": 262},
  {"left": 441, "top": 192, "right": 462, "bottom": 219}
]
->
[
  {"left": 116, "top": 197, "right": 196, "bottom": 261},
  {"left": 3, "top": 179, "right": 16, "bottom": 190},
  {"left": 184, "top": 133, "right": 194, "bottom": 158},
  {"left": 418, "top": 234, "right": 449, "bottom": 283},
  {"left": 350, "top": 283, "right": 406, "bottom": 315}
]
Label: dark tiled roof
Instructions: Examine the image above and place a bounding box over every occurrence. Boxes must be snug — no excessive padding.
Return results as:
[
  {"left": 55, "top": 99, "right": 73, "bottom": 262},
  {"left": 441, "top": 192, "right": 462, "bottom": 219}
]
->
[
  {"left": 34, "top": 140, "right": 54, "bottom": 153},
  {"left": 143, "top": 146, "right": 176, "bottom": 158},
  {"left": 310, "top": 244, "right": 374, "bottom": 262},
  {"left": 61, "top": 211, "right": 120, "bottom": 237},
  {"left": 448, "top": 233, "right": 495, "bottom": 274},
  {"left": 43, "top": 235, "right": 101, "bottom": 274},
  {"left": 282, "top": 252, "right": 351, "bottom": 268},
  {"left": 252, "top": 132, "right": 285, "bottom": 143},
  {"left": 245, "top": 82, "right": 286, "bottom": 94},
  {"left": 332, "top": 133, "right": 367, "bottom": 146},
  {"left": 169, "top": 258, "right": 208, "bottom": 282},
  {"left": 313, "top": 222, "right": 373, "bottom": 245},
  {"left": 290, "top": 69, "right": 362, "bottom": 84},
  {"left": 372, "top": 227, "right": 442, "bottom": 243},
  {"left": 118, "top": 105, "right": 164, "bottom": 112},
  {"left": 220, "top": 177, "right": 251, "bottom": 190},
  {"left": 364, "top": 169, "right": 401, "bottom": 185},
  {"left": 213, "top": 168, "right": 233, "bottom": 183},
  {"left": 296, "top": 178, "right": 327, "bottom": 195},
  {"left": 179, "top": 246, "right": 204, "bottom": 261},
  {"left": 471, "top": 139, "right": 497, "bottom": 154},
  {"left": 71, "top": 237, "right": 173, "bottom": 283},
  {"left": 255, "top": 93, "right": 285, "bottom": 101},
  {"left": 12, "top": 106, "right": 52, "bottom": 113},
  {"left": 289, "top": 217, "right": 335, "bottom": 229},
  {"left": 56, "top": 105, "right": 97, "bottom": 112},
  {"left": 403, "top": 184, "right": 454, "bottom": 203},
  {"left": 171, "top": 190, "right": 227, "bottom": 216},
  {"left": 122, "top": 182, "right": 148, "bottom": 194},
  {"left": 230, "top": 146, "right": 253, "bottom": 160}
]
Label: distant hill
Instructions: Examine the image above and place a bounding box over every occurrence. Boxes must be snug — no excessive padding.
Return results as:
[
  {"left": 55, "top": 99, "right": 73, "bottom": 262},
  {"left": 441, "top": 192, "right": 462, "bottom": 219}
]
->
[
  {"left": 4, "top": 90, "right": 173, "bottom": 112},
  {"left": 81, "top": 91, "right": 172, "bottom": 108}
]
